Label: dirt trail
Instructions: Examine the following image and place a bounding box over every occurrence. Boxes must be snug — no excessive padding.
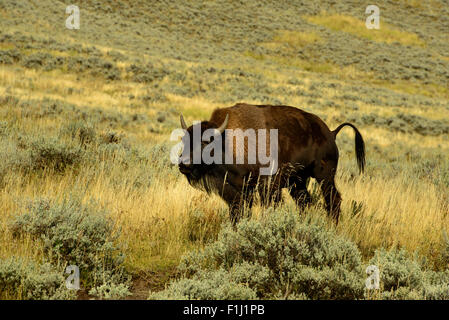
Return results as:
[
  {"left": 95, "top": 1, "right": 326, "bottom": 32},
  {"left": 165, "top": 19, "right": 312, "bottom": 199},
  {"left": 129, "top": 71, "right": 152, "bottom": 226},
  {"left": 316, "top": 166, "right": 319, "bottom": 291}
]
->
[{"left": 76, "top": 269, "right": 178, "bottom": 300}]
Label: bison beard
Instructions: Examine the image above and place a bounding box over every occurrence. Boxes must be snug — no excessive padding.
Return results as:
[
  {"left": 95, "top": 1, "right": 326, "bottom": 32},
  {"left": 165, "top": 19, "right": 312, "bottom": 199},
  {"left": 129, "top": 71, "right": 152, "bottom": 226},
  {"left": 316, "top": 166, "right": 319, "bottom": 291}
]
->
[{"left": 178, "top": 103, "right": 366, "bottom": 225}]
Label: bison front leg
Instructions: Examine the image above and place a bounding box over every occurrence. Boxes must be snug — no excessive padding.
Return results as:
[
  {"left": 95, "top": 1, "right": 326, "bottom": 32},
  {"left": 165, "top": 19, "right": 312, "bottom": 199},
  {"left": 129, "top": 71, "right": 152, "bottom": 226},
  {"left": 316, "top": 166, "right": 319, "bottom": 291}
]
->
[
  {"left": 258, "top": 187, "right": 282, "bottom": 208},
  {"left": 257, "top": 175, "right": 283, "bottom": 208},
  {"left": 220, "top": 183, "right": 254, "bottom": 226},
  {"left": 288, "top": 176, "right": 312, "bottom": 210},
  {"left": 228, "top": 200, "right": 244, "bottom": 226},
  {"left": 313, "top": 159, "right": 341, "bottom": 224}
]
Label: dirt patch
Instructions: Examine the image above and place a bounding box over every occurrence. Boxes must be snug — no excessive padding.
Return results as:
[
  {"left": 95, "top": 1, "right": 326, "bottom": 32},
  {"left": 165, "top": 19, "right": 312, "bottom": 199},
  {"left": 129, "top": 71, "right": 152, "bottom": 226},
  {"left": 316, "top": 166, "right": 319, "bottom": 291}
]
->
[{"left": 76, "top": 268, "right": 179, "bottom": 300}]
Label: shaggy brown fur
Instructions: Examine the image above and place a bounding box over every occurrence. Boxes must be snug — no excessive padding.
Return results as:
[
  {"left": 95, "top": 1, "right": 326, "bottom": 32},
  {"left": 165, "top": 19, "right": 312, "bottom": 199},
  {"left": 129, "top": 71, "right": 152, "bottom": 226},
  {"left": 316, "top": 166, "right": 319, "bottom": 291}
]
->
[{"left": 179, "top": 103, "right": 365, "bottom": 224}]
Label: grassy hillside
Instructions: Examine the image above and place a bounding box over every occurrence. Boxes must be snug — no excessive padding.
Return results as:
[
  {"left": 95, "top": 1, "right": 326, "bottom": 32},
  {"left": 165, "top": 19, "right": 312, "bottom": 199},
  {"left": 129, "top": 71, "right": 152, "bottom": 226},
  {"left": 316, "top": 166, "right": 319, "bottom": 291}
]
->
[{"left": 0, "top": 0, "right": 448, "bottom": 299}]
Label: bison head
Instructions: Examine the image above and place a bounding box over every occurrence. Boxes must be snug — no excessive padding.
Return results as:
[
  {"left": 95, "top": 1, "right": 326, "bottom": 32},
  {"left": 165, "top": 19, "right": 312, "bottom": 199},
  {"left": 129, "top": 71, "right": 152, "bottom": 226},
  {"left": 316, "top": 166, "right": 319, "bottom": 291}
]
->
[{"left": 178, "top": 114, "right": 228, "bottom": 186}]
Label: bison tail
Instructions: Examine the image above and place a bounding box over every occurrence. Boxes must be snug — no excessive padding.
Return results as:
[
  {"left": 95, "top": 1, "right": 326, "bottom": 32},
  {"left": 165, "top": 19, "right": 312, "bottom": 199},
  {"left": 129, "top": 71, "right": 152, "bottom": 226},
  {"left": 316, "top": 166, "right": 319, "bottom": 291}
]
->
[{"left": 332, "top": 123, "right": 366, "bottom": 174}]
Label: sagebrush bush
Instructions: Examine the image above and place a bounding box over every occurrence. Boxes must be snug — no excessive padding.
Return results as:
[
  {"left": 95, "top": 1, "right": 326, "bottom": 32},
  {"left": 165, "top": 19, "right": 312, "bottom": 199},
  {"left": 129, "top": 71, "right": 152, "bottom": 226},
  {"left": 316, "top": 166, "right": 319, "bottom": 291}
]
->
[
  {"left": 149, "top": 268, "right": 258, "bottom": 300},
  {"left": 9, "top": 198, "right": 130, "bottom": 294},
  {"left": 0, "top": 133, "right": 85, "bottom": 181},
  {"left": 0, "top": 136, "right": 29, "bottom": 186},
  {"left": 60, "top": 121, "right": 96, "bottom": 146},
  {"left": 88, "top": 281, "right": 132, "bottom": 300},
  {"left": 21, "top": 52, "right": 51, "bottom": 69},
  {"left": 126, "top": 63, "right": 168, "bottom": 83},
  {"left": 421, "top": 270, "right": 449, "bottom": 300},
  {"left": 0, "top": 121, "right": 8, "bottom": 136},
  {"left": 369, "top": 248, "right": 449, "bottom": 300},
  {"left": 0, "top": 49, "right": 21, "bottom": 64},
  {"left": 0, "top": 257, "right": 76, "bottom": 300},
  {"left": 150, "top": 208, "right": 365, "bottom": 300},
  {"left": 28, "top": 137, "right": 83, "bottom": 172},
  {"left": 370, "top": 248, "right": 423, "bottom": 293},
  {"left": 99, "top": 131, "right": 123, "bottom": 144}
]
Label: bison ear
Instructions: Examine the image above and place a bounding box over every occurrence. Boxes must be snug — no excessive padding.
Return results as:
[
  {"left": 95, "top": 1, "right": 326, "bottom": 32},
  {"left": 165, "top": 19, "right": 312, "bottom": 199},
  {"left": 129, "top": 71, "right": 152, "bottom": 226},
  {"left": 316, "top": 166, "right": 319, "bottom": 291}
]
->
[
  {"left": 216, "top": 114, "right": 229, "bottom": 134},
  {"left": 180, "top": 114, "right": 188, "bottom": 130}
]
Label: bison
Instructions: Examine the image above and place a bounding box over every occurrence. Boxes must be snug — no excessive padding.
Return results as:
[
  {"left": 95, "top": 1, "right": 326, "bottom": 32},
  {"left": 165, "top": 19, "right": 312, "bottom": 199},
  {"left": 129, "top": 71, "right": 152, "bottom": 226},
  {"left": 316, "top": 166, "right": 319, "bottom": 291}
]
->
[{"left": 178, "top": 103, "right": 365, "bottom": 224}]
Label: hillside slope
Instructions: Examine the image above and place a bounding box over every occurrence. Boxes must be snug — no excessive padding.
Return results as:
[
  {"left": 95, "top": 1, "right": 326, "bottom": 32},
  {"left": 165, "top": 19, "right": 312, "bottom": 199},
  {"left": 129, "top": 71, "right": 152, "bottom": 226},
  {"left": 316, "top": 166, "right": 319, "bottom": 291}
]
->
[{"left": 0, "top": 0, "right": 448, "bottom": 299}]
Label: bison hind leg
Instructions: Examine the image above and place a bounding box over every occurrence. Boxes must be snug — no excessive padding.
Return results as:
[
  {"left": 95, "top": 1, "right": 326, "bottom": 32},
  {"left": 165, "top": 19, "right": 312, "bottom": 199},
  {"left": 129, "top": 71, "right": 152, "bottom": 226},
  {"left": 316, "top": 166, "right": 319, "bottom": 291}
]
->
[
  {"left": 318, "top": 178, "right": 342, "bottom": 223},
  {"left": 312, "top": 159, "right": 341, "bottom": 223}
]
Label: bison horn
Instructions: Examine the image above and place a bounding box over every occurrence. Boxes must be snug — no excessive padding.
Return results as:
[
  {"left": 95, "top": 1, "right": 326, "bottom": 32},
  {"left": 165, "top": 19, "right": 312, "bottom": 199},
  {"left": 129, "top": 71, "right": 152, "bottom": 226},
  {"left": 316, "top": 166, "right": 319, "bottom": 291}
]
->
[
  {"left": 216, "top": 114, "right": 229, "bottom": 134},
  {"left": 180, "top": 114, "right": 188, "bottom": 130}
]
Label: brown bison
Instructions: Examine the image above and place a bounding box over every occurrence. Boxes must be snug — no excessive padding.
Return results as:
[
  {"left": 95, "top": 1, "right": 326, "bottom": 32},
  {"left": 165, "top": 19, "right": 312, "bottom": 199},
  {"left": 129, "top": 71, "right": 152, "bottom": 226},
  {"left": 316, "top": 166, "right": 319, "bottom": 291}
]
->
[{"left": 178, "top": 103, "right": 365, "bottom": 224}]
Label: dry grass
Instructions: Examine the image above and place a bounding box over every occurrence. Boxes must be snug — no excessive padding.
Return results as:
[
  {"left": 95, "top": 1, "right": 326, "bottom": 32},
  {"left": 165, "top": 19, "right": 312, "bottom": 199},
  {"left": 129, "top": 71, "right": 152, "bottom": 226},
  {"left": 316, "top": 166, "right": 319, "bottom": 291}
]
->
[
  {"left": 304, "top": 13, "right": 426, "bottom": 47},
  {"left": 1, "top": 63, "right": 448, "bottom": 275},
  {"left": 338, "top": 166, "right": 448, "bottom": 263},
  {"left": 262, "top": 30, "right": 322, "bottom": 50}
]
